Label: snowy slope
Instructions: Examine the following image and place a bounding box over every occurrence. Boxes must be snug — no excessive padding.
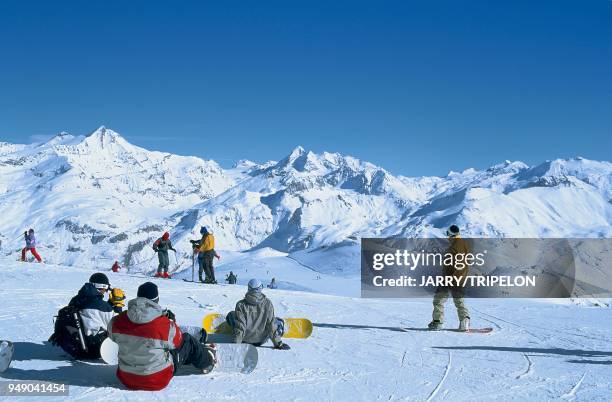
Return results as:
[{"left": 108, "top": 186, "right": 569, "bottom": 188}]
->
[
  {"left": 0, "top": 261, "right": 610, "bottom": 401},
  {"left": 0, "top": 126, "right": 611, "bottom": 281}
]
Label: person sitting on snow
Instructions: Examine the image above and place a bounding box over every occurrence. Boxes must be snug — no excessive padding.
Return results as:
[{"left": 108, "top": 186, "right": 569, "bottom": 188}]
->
[
  {"left": 267, "top": 278, "right": 277, "bottom": 289},
  {"left": 226, "top": 279, "right": 290, "bottom": 350},
  {"left": 108, "top": 282, "right": 217, "bottom": 391},
  {"left": 21, "top": 228, "right": 42, "bottom": 263},
  {"left": 49, "top": 273, "right": 126, "bottom": 359}
]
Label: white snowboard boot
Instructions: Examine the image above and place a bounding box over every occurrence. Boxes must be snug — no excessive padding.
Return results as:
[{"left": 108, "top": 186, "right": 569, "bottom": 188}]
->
[{"left": 458, "top": 317, "right": 470, "bottom": 332}]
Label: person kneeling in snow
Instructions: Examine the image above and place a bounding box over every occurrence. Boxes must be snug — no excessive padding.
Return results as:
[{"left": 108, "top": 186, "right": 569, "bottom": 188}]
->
[
  {"left": 107, "top": 282, "right": 216, "bottom": 391},
  {"left": 49, "top": 273, "right": 125, "bottom": 359},
  {"left": 226, "top": 279, "right": 290, "bottom": 350}
]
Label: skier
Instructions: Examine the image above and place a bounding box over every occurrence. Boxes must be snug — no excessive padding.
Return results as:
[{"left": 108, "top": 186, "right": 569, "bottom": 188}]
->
[
  {"left": 21, "top": 228, "right": 42, "bottom": 263},
  {"left": 153, "top": 232, "right": 176, "bottom": 278},
  {"left": 111, "top": 261, "right": 121, "bottom": 273},
  {"left": 428, "top": 225, "right": 471, "bottom": 331},
  {"left": 226, "top": 271, "right": 237, "bottom": 284},
  {"left": 225, "top": 279, "right": 290, "bottom": 350},
  {"left": 267, "top": 278, "right": 277, "bottom": 289},
  {"left": 107, "top": 282, "right": 217, "bottom": 391},
  {"left": 197, "top": 227, "right": 220, "bottom": 284},
  {"left": 49, "top": 273, "right": 126, "bottom": 358}
]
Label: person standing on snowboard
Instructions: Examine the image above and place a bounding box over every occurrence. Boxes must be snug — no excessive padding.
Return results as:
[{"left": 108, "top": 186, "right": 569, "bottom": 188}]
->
[
  {"left": 153, "top": 232, "right": 176, "bottom": 278},
  {"left": 21, "top": 228, "right": 42, "bottom": 263},
  {"left": 108, "top": 282, "right": 217, "bottom": 391},
  {"left": 428, "top": 225, "right": 471, "bottom": 331},
  {"left": 197, "top": 227, "right": 220, "bottom": 284},
  {"left": 226, "top": 279, "right": 290, "bottom": 350}
]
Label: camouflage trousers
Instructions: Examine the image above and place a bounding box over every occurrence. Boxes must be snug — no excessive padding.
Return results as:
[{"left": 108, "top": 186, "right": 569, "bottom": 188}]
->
[{"left": 432, "top": 286, "right": 470, "bottom": 322}]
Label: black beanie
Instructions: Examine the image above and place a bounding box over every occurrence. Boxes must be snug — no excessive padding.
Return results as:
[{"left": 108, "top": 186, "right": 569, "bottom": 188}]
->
[
  {"left": 137, "top": 282, "right": 159, "bottom": 303},
  {"left": 89, "top": 272, "right": 110, "bottom": 288}
]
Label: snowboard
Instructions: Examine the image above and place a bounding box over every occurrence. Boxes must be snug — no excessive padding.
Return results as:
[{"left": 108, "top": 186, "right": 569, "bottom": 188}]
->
[
  {"left": 404, "top": 327, "right": 493, "bottom": 334},
  {"left": 100, "top": 336, "right": 258, "bottom": 374},
  {"left": 202, "top": 313, "right": 313, "bottom": 339},
  {"left": 0, "top": 340, "right": 14, "bottom": 373}
]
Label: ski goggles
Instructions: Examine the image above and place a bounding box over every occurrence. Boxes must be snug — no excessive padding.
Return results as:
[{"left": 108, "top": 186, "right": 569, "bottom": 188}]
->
[{"left": 91, "top": 283, "right": 110, "bottom": 291}]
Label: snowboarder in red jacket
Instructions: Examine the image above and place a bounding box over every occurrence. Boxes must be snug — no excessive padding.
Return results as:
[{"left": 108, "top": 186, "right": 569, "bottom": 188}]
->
[
  {"left": 108, "top": 282, "right": 217, "bottom": 391},
  {"left": 111, "top": 261, "right": 120, "bottom": 273}
]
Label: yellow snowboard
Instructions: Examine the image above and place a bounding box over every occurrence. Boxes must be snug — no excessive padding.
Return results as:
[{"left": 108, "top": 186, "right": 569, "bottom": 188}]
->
[{"left": 202, "top": 313, "right": 313, "bottom": 339}]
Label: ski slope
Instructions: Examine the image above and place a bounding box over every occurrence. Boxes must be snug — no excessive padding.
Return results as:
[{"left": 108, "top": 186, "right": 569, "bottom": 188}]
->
[{"left": 0, "top": 261, "right": 610, "bottom": 401}]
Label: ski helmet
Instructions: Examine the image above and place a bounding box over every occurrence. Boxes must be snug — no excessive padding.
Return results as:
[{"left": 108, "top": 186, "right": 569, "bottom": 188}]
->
[
  {"left": 248, "top": 278, "right": 263, "bottom": 292},
  {"left": 446, "top": 225, "right": 460, "bottom": 237},
  {"left": 89, "top": 272, "right": 110, "bottom": 290},
  {"left": 200, "top": 226, "right": 209, "bottom": 235},
  {"left": 162, "top": 232, "right": 170, "bottom": 240}
]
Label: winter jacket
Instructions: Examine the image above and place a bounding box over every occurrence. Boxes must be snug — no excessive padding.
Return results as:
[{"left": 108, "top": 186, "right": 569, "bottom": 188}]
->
[
  {"left": 25, "top": 233, "right": 36, "bottom": 248},
  {"left": 198, "top": 234, "right": 214, "bottom": 252},
  {"left": 68, "top": 283, "right": 114, "bottom": 336},
  {"left": 153, "top": 238, "right": 174, "bottom": 253},
  {"left": 443, "top": 236, "right": 471, "bottom": 280},
  {"left": 108, "top": 297, "right": 182, "bottom": 391},
  {"left": 233, "top": 290, "right": 281, "bottom": 347}
]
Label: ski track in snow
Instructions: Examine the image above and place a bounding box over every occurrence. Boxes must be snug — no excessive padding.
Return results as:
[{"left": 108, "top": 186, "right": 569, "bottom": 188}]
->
[
  {"left": 426, "top": 351, "right": 452, "bottom": 402},
  {"left": 561, "top": 371, "right": 587, "bottom": 400},
  {"left": 516, "top": 353, "right": 534, "bottom": 379}
]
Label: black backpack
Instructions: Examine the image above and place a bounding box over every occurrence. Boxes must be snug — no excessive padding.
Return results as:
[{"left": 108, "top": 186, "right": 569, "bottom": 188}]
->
[{"left": 49, "top": 305, "right": 91, "bottom": 358}]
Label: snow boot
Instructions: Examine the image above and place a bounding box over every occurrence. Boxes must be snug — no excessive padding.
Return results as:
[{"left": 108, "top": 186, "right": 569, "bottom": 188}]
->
[
  {"left": 458, "top": 317, "right": 470, "bottom": 332},
  {"left": 163, "top": 272, "right": 171, "bottom": 279},
  {"left": 428, "top": 320, "right": 442, "bottom": 331},
  {"left": 201, "top": 343, "right": 217, "bottom": 374},
  {"left": 154, "top": 272, "right": 163, "bottom": 278}
]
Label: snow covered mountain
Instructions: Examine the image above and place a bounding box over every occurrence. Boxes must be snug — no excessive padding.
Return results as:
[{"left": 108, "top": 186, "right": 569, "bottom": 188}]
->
[{"left": 0, "top": 126, "right": 610, "bottom": 276}]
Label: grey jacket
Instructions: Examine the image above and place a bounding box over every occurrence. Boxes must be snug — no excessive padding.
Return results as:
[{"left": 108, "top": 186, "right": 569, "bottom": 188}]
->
[{"left": 233, "top": 290, "right": 281, "bottom": 347}]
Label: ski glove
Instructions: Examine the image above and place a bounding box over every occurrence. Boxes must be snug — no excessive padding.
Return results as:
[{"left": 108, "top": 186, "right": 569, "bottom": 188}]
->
[
  {"left": 165, "top": 309, "right": 176, "bottom": 321},
  {"left": 109, "top": 288, "right": 126, "bottom": 309},
  {"left": 274, "top": 342, "right": 291, "bottom": 350}
]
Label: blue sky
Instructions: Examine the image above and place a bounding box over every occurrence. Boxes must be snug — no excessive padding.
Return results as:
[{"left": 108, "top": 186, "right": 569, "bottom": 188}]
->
[{"left": 0, "top": 0, "right": 610, "bottom": 176}]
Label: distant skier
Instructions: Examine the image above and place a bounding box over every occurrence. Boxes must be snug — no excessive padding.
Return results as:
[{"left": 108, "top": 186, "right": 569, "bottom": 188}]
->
[
  {"left": 107, "top": 282, "right": 217, "bottom": 391},
  {"left": 49, "top": 273, "right": 126, "bottom": 359},
  {"left": 153, "top": 232, "right": 176, "bottom": 278},
  {"left": 428, "top": 225, "right": 471, "bottom": 331},
  {"left": 226, "top": 271, "right": 237, "bottom": 284},
  {"left": 197, "top": 227, "right": 220, "bottom": 284},
  {"left": 225, "top": 279, "right": 290, "bottom": 350},
  {"left": 21, "top": 228, "right": 42, "bottom": 263},
  {"left": 111, "top": 261, "right": 121, "bottom": 273},
  {"left": 267, "top": 278, "right": 277, "bottom": 289}
]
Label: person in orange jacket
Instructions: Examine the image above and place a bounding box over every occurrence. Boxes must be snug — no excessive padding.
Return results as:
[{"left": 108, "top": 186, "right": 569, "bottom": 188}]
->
[{"left": 197, "top": 227, "right": 220, "bottom": 283}]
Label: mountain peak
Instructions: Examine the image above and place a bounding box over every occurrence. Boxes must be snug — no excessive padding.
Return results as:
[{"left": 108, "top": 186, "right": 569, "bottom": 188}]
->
[{"left": 82, "top": 126, "right": 127, "bottom": 150}]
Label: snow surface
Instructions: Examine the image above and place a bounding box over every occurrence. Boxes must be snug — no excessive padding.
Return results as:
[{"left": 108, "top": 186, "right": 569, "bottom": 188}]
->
[{"left": 0, "top": 260, "right": 611, "bottom": 401}]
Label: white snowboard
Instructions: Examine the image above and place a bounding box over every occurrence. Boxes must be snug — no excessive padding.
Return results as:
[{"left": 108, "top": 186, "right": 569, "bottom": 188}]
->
[
  {"left": 100, "top": 335, "right": 257, "bottom": 374},
  {"left": 0, "top": 340, "right": 14, "bottom": 373},
  {"left": 100, "top": 338, "right": 119, "bottom": 365}
]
